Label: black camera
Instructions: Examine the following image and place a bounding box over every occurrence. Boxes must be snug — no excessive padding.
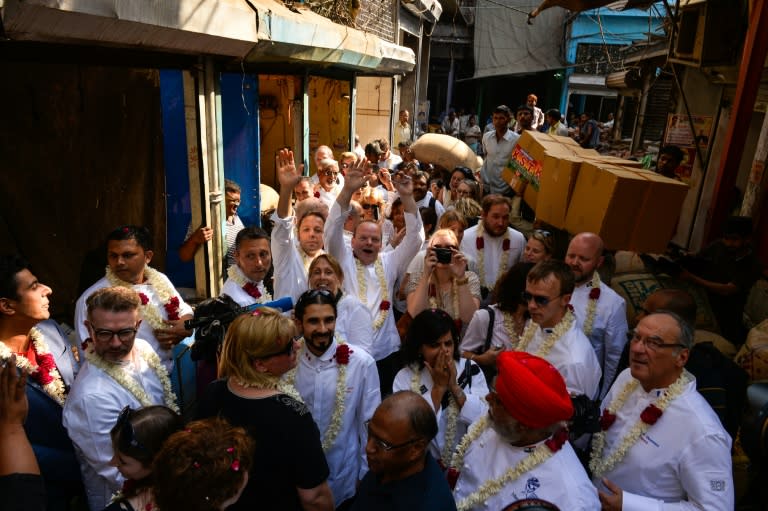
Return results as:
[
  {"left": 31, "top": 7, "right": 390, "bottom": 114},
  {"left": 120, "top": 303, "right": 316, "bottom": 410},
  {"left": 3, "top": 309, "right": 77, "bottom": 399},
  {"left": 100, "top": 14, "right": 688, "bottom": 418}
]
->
[
  {"left": 370, "top": 165, "right": 380, "bottom": 174},
  {"left": 433, "top": 247, "right": 453, "bottom": 264},
  {"left": 569, "top": 394, "right": 601, "bottom": 438}
]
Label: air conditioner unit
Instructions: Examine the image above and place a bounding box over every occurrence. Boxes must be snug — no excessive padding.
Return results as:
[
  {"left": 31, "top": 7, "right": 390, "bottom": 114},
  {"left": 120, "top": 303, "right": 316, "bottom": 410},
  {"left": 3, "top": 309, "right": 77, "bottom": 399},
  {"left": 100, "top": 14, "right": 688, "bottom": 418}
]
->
[
  {"left": 402, "top": 0, "right": 443, "bottom": 23},
  {"left": 670, "top": 0, "right": 744, "bottom": 67}
]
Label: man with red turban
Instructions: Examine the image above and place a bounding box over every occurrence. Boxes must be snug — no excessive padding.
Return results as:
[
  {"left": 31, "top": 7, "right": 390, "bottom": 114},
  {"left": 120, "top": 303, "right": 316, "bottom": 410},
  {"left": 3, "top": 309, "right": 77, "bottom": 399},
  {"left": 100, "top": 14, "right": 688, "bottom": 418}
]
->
[{"left": 451, "top": 351, "right": 599, "bottom": 511}]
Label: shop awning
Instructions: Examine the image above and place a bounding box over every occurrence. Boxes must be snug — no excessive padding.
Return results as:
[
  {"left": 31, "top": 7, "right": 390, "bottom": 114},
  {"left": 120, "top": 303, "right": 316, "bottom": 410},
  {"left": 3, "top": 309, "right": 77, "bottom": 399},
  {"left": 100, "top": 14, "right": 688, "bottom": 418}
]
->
[{"left": 568, "top": 73, "right": 619, "bottom": 96}]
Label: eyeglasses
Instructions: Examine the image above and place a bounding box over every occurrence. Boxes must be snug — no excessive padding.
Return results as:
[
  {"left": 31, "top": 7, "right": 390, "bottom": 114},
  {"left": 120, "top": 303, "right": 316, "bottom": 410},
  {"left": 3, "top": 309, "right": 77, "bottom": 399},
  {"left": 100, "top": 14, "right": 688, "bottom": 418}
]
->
[
  {"left": 361, "top": 203, "right": 379, "bottom": 210},
  {"left": 533, "top": 229, "right": 552, "bottom": 238},
  {"left": 115, "top": 406, "right": 146, "bottom": 452},
  {"left": 366, "top": 421, "right": 422, "bottom": 451},
  {"left": 261, "top": 338, "right": 297, "bottom": 359},
  {"left": 521, "top": 291, "right": 560, "bottom": 307},
  {"left": 627, "top": 331, "right": 687, "bottom": 352},
  {"left": 92, "top": 326, "right": 139, "bottom": 343},
  {"left": 320, "top": 169, "right": 339, "bottom": 177}
]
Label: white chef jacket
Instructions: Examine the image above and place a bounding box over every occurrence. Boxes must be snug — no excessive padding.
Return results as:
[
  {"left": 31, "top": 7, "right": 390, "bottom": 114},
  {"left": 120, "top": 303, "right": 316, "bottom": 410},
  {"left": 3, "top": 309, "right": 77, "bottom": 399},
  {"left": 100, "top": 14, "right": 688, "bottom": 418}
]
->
[
  {"left": 62, "top": 339, "right": 167, "bottom": 511},
  {"left": 75, "top": 273, "right": 192, "bottom": 367},
  {"left": 293, "top": 335, "right": 381, "bottom": 505},
  {"left": 393, "top": 359, "right": 488, "bottom": 462},
  {"left": 570, "top": 279, "right": 628, "bottom": 398},
  {"left": 270, "top": 211, "right": 320, "bottom": 304},
  {"left": 336, "top": 293, "right": 375, "bottom": 356},
  {"left": 460, "top": 225, "right": 526, "bottom": 290},
  {"left": 454, "top": 425, "right": 600, "bottom": 511},
  {"left": 460, "top": 305, "right": 518, "bottom": 354},
  {"left": 415, "top": 191, "right": 446, "bottom": 222},
  {"left": 324, "top": 201, "right": 424, "bottom": 361},
  {"left": 221, "top": 267, "right": 270, "bottom": 307},
  {"left": 594, "top": 369, "right": 734, "bottom": 511}
]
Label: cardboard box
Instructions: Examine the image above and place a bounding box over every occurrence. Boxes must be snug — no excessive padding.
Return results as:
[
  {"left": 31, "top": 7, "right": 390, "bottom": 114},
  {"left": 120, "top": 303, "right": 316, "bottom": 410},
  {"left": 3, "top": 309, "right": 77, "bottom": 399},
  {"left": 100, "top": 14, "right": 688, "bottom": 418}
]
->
[
  {"left": 626, "top": 169, "right": 689, "bottom": 253},
  {"left": 536, "top": 154, "right": 583, "bottom": 229},
  {"left": 565, "top": 162, "right": 650, "bottom": 250},
  {"left": 550, "top": 134, "right": 580, "bottom": 147},
  {"left": 584, "top": 155, "right": 645, "bottom": 168},
  {"left": 503, "top": 131, "right": 567, "bottom": 209}
]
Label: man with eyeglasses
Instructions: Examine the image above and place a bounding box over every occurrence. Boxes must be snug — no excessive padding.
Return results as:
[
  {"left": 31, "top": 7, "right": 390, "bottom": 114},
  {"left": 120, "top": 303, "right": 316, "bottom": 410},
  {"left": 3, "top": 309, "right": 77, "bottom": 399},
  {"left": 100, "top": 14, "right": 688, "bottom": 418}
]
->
[
  {"left": 592, "top": 311, "right": 733, "bottom": 511},
  {"left": 352, "top": 390, "right": 456, "bottom": 511},
  {"left": 0, "top": 255, "right": 83, "bottom": 510},
  {"left": 315, "top": 158, "right": 343, "bottom": 209},
  {"left": 292, "top": 289, "right": 380, "bottom": 509},
  {"left": 519, "top": 260, "right": 601, "bottom": 399},
  {"left": 64, "top": 287, "right": 176, "bottom": 510},
  {"left": 565, "top": 232, "right": 628, "bottom": 398},
  {"left": 453, "top": 351, "right": 599, "bottom": 511}
]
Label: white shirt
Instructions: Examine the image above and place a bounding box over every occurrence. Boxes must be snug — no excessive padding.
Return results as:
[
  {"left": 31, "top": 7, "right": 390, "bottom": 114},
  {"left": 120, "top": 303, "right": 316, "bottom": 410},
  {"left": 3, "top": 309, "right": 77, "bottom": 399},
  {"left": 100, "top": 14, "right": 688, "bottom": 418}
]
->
[
  {"left": 520, "top": 320, "right": 602, "bottom": 398},
  {"left": 220, "top": 270, "right": 270, "bottom": 307},
  {"left": 316, "top": 185, "right": 342, "bottom": 209},
  {"left": 460, "top": 224, "right": 525, "bottom": 290},
  {"left": 454, "top": 424, "right": 600, "bottom": 511},
  {"left": 324, "top": 201, "right": 424, "bottom": 360},
  {"left": 336, "top": 293, "right": 375, "bottom": 356},
  {"left": 415, "top": 191, "right": 446, "bottom": 222},
  {"left": 480, "top": 130, "right": 519, "bottom": 195},
  {"left": 531, "top": 106, "right": 545, "bottom": 130},
  {"left": 460, "top": 305, "right": 517, "bottom": 353},
  {"left": 381, "top": 154, "right": 403, "bottom": 171},
  {"left": 225, "top": 214, "right": 245, "bottom": 268},
  {"left": 63, "top": 339, "right": 167, "bottom": 511},
  {"left": 594, "top": 369, "right": 734, "bottom": 511},
  {"left": 393, "top": 359, "right": 488, "bottom": 462},
  {"left": 293, "top": 335, "right": 380, "bottom": 505},
  {"left": 74, "top": 273, "right": 193, "bottom": 366},
  {"left": 270, "top": 211, "right": 318, "bottom": 304},
  {"left": 570, "top": 279, "right": 628, "bottom": 398},
  {"left": 394, "top": 122, "right": 412, "bottom": 149}
]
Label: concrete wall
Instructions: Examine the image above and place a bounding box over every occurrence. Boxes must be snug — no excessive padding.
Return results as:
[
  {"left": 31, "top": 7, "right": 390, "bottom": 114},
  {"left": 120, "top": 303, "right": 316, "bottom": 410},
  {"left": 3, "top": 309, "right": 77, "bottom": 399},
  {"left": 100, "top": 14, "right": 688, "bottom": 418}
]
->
[{"left": 356, "top": 76, "right": 394, "bottom": 148}]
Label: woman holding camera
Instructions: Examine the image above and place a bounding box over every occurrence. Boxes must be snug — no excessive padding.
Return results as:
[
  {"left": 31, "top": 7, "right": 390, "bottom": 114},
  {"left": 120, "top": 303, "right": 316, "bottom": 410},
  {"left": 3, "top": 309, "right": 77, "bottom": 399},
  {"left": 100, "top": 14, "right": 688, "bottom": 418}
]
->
[{"left": 406, "top": 229, "right": 480, "bottom": 330}]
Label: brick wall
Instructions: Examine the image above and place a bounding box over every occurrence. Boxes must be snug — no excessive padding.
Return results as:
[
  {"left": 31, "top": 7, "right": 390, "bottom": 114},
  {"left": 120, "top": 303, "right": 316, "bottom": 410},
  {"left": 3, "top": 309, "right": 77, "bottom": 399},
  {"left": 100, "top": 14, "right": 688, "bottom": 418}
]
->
[{"left": 355, "top": 0, "right": 396, "bottom": 42}]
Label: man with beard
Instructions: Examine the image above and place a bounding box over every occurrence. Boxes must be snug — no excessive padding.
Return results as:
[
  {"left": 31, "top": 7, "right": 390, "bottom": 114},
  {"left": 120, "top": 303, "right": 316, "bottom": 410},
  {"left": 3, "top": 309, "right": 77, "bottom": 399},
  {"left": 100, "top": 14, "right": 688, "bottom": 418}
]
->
[
  {"left": 452, "top": 351, "right": 599, "bottom": 511},
  {"left": 353, "top": 391, "right": 456, "bottom": 511},
  {"left": 315, "top": 158, "right": 343, "bottom": 209},
  {"left": 514, "top": 105, "right": 535, "bottom": 134},
  {"left": 64, "top": 287, "right": 177, "bottom": 510},
  {"left": 460, "top": 195, "right": 525, "bottom": 304},
  {"left": 565, "top": 232, "right": 628, "bottom": 397},
  {"left": 291, "top": 289, "right": 380, "bottom": 509},
  {"left": 412, "top": 171, "right": 445, "bottom": 223},
  {"left": 221, "top": 227, "right": 273, "bottom": 307},
  {"left": 75, "top": 226, "right": 193, "bottom": 369}
]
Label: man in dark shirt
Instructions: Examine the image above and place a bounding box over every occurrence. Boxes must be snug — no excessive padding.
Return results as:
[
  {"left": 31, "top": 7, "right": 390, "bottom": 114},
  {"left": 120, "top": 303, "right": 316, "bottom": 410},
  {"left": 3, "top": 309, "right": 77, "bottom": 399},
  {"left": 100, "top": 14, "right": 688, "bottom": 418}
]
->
[{"left": 353, "top": 391, "right": 457, "bottom": 511}]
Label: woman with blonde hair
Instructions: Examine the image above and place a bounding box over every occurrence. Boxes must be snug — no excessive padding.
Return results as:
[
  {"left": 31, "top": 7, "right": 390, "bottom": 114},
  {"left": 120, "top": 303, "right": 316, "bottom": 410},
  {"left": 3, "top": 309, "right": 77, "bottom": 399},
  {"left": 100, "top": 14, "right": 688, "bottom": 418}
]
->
[
  {"left": 523, "top": 229, "right": 556, "bottom": 264},
  {"left": 197, "top": 309, "right": 333, "bottom": 511},
  {"left": 451, "top": 197, "right": 482, "bottom": 228}
]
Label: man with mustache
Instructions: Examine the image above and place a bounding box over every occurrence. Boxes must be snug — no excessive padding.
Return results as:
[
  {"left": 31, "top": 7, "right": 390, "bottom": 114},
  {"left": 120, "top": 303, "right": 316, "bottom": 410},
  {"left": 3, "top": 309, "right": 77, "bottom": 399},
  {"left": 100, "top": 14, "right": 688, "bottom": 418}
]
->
[{"left": 291, "top": 289, "right": 380, "bottom": 509}]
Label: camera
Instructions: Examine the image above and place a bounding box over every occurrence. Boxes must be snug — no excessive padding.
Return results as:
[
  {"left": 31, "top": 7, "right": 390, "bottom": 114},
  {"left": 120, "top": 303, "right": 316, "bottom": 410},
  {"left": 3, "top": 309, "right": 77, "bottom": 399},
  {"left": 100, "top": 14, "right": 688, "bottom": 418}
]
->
[
  {"left": 370, "top": 164, "right": 380, "bottom": 174},
  {"left": 569, "top": 394, "right": 601, "bottom": 438},
  {"left": 433, "top": 247, "right": 453, "bottom": 264}
]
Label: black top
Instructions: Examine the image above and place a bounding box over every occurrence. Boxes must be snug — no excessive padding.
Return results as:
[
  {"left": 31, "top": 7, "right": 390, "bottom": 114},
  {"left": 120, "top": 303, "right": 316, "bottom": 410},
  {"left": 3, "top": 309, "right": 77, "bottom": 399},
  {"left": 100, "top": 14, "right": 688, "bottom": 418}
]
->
[
  {"left": 0, "top": 474, "right": 46, "bottom": 511},
  {"left": 101, "top": 501, "right": 135, "bottom": 511},
  {"left": 352, "top": 454, "right": 457, "bottom": 511},
  {"left": 197, "top": 379, "right": 329, "bottom": 511}
]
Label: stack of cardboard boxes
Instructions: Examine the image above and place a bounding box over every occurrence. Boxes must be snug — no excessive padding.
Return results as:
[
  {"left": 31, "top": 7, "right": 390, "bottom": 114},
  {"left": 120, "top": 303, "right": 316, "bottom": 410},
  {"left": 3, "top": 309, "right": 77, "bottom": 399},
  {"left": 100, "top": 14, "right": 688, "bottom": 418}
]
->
[{"left": 502, "top": 131, "right": 689, "bottom": 253}]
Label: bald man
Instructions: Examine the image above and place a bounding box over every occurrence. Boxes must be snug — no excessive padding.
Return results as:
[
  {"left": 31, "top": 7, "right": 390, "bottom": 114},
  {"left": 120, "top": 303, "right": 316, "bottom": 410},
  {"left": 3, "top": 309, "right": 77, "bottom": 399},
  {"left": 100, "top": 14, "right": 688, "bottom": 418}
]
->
[
  {"left": 353, "top": 391, "right": 456, "bottom": 511},
  {"left": 565, "top": 233, "right": 628, "bottom": 398}
]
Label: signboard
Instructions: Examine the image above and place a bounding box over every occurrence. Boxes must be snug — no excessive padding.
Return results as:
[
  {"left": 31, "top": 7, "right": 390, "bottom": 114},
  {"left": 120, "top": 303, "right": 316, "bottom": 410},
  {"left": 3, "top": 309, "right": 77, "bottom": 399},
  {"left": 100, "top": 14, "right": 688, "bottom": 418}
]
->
[{"left": 663, "top": 114, "right": 714, "bottom": 180}]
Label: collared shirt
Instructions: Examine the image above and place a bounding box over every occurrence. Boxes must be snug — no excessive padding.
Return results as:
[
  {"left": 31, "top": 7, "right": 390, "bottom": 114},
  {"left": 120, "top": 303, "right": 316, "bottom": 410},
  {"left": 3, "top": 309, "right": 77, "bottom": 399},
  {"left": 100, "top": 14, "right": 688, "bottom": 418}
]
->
[
  {"left": 454, "top": 425, "right": 599, "bottom": 511},
  {"left": 270, "top": 211, "right": 321, "bottom": 304},
  {"left": 480, "top": 129, "right": 519, "bottom": 195},
  {"left": 394, "top": 122, "right": 412, "bottom": 149},
  {"left": 531, "top": 106, "right": 545, "bottom": 130},
  {"left": 324, "top": 202, "right": 424, "bottom": 360},
  {"left": 547, "top": 121, "right": 569, "bottom": 137},
  {"left": 336, "top": 294, "right": 375, "bottom": 355},
  {"left": 74, "top": 274, "right": 193, "bottom": 366},
  {"left": 570, "top": 279, "right": 628, "bottom": 398},
  {"left": 595, "top": 369, "right": 734, "bottom": 511},
  {"left": 221, "top": 271, "right": 270, "bottom": 307},
  {"left": 63, "top": 339, "right": 166, "bottom": 511},
  {"left": 393, "top": 360, "right": 488, "bottom": 462},
  {"left": 225, "top": 214, "right": 245, "bottom": 268},
  {"left": 414, "top": 191, "right": 445, "bottom": 222},
  {"left": 460, "top": 225, "right": 525, "bottom": 290},
  {"left": 520, "top": 320, "right": 602, "bottom": 399},
  {"left": 293, "top": 335, "right": 380, "bottom": 505},
  {"left": 316, "top": 184, "right": 342, "bottom": 209}
]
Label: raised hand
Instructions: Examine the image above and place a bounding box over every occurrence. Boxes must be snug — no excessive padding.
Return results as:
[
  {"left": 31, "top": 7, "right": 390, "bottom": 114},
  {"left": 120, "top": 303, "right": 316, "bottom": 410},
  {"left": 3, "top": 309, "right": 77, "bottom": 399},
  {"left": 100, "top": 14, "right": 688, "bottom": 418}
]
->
[
  {"left": 275, "top": 148, "right": 305, "bottom": 188},
  {"left": 391, "top": 171, "right": 413, "bottom": 197},
  {"left": 342, "top": 156, "right": 372, "bottom": 192}
]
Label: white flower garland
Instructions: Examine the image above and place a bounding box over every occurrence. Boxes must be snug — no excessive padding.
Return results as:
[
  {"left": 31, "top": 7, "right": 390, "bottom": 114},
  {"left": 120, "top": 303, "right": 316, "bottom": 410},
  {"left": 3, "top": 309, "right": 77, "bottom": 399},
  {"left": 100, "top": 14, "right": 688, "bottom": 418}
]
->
[
  {"left": 589, "top": 370, "right": 691, "bottom": 478},
  {"left": 428, "top": 276, "right": 460, "bottom": 319},
  {"left": 516, "top": 309, "right": 576, "bottom": 357},
  {"left": 226, "top": 265, "right": 272, "bottom": 303},
  {"left": 355, "top": 259, "right": 389, "bottom": 330},
  {"left": 283, "top": 337, "right": 349, "bottom": 452},
  {"left": 105, "top": 266, "right": 179, "bottom": 331},
  {"left": 410, "top": 365, "right": 459, "bottom": 463},
  {"left": 475, "top": 222, "right": 510, "bottom": 289},
  {"left": 500, "top": 310, "right": 521, "bottom": 347},
  {"left": 0, "top": 328, "right": 67, "bottom": 405},
  {"left": 450, "top": 416, "right": 556, "bottom": 511},
  {"left": 84, "top": 343, "right": 179, "bottom": 413},
  {"left": 582, "top": 272, "right": 601, "bottom": 336}
]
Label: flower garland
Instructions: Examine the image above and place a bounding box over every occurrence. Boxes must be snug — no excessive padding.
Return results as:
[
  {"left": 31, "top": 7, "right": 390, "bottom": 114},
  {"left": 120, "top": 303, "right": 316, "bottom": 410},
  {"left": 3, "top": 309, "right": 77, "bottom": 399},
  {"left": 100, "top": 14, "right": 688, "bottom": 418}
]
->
[
  {"left": 589, "top": 370, "right": 691, "bottom": 478},
  {"left": 84, "top": 342, "right": 179, "bottom": 413},
  {"left": 582, "top": 272, "right": 601, "bottom": 337},
  {"left": 448, "top": 416, "right": 568, "bottom": 511},
  {"left": 355, "top": 258, "right": 389, "bottom": 330},
  {"left": 0, "top": 328, "right": 67, "bottom": 405},
  {"left": 428, "top": 278, "right": 460, "bottom": 319},
  {"left": 410, "top": 365, "right": 459, "bottom": 463},
  {"left": 475, "top": 223, "right": 510, "bottom": 289},
  {"left": 283, "top": 338, "right": 351, "bottom": 452},
  {"left": 106, "top": 267, "right": 181, "bottom": 331},
  {"left": 500, "top": 310, "right": 521, "bottom": 347},
  {"left": 516, "top": 309, "right": 576, "bottom": 357},
  {"left": 226, "top": 266, "right": 272, "bottom": 303}
]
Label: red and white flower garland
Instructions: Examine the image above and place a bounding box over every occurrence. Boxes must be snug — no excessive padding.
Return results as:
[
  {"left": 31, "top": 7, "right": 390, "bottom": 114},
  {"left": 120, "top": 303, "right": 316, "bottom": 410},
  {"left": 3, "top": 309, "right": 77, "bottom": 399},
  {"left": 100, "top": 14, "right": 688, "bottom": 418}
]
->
[
  {"left": 105, "top": 267, "right": 181, "bottom": 331},
  {"left": 227, "top": 265, "right": 272, "bottom": 303},
  {"left": 582, "top": 272, "right": 601, "bottom": 336},
  {"left": 0, "top": 327, "right": 67, "bottom": 405},
  {"left": 475, "top": 223, "right": 511, "bottom": 289}
]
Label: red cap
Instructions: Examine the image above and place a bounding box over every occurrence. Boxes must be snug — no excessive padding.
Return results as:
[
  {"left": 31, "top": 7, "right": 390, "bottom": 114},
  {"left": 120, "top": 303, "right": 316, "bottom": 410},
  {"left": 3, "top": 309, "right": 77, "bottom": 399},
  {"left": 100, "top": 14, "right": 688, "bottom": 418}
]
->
[{"left": 495, "top": 351, "right": 573, "bottom": 429}]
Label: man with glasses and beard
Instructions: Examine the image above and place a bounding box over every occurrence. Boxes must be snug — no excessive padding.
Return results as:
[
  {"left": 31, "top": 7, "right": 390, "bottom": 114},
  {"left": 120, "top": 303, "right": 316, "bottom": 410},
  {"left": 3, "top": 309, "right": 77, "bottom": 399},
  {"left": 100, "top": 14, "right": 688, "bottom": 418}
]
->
[
  {"left": 291, "top": 289, "right": 380, "bottom": 509},
  {"left": 64, "top": 287, "right": 176, "bottom": 511}
]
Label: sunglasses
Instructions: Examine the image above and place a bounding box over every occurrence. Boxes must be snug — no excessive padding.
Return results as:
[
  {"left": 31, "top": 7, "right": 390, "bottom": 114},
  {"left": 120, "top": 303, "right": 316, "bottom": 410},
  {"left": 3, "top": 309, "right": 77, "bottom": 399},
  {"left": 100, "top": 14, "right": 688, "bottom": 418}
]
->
[
  {"left": 361, "top": 203, "right": 379, "bottom": 210},
  {"left": 521, "top": 291, "right": 561, "bottom": 306},
  {"left": 533, "top": 229, "right": 552, "bottom": 238},
  {"left": 320, "top": 169, "right": 339, "bottom": 177},
  {"left": 115, "top": 406, "right": 146, "bottom": 452},
  {"left": 297, "top": 288, "right": 335, "bottom": 307}
]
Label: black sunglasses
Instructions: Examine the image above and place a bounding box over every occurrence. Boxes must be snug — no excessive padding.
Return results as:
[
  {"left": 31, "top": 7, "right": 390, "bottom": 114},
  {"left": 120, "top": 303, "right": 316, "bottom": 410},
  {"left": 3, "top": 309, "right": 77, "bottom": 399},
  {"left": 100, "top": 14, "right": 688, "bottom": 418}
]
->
[
  {"left": 261, "top": 338, "right": 297, "bottom": 359},
  {"left": 361, "top": 203, "right": 379, "bottom": 210},
  {"left": 521, "top": 291, "right": 561, "bottom": 306},
  {"left": 533, "top": 229, "right": 552, "bottom": 238},
  {"left": 115, "top": 406, "right": 146, "bottom": 452}
]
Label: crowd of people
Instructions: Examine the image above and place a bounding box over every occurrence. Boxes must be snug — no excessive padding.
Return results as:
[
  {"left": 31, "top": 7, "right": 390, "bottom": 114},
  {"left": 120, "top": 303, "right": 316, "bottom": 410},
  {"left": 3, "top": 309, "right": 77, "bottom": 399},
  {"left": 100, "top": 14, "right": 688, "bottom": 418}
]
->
[{"left": 1, "top": 97, "right": 761, "bottom": 511}]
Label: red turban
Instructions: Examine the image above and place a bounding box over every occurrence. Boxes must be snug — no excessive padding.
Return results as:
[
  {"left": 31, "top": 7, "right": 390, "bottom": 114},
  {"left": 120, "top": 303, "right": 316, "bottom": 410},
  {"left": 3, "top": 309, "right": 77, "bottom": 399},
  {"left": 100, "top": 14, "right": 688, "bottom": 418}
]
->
[{"left": 495, "top": 351, "right": 573, "bottom": 429}]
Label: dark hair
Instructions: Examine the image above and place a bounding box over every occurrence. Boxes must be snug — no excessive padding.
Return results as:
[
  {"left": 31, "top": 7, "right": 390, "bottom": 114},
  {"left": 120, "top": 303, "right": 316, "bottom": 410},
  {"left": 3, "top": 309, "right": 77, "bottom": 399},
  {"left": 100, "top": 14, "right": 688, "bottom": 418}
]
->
[
  {"left": 516, "top": 105, "right": 533, "bottom": 115},
  {"left": 401, "top": 309, "right": 460, "bottom": 366},
  {"left": 545, "top": 109, "right": 561, "bottom": 121},
  {"left": 0, "top": 255, "right": 28, "bottom": 300},
  {"left": 295, "top": 288, "right": 337, "bottom": 320},
  {"left": 493, "top": 105, "right": 512, "bottom": 116},
  {"left": 723, "top": 215, "right": 752, "bottom": 237},
  {"left": 481, "top": 194, "right": 512, "bottom": 215},
  {"left": 495, "top": 262, "right": 535, "bottom": 312},
  {"left": 645, "top": 289, "right": 696, "bottom": 327},
  {"left": 452, "top": 167, "right": 475, "bottom": 181},
  {"left": 378, "top": 138, "right": 391, "bottom": 152},
  {"left": 298, "top": 211, "right": 326, "bottom": 229},
  {"left": 224, "top": 179, "right": 241, "bottom": 194},
  {"left": 235, "top": 226, "right": 270, "bottom": 251},
  {"left": 106, "top": 225, "right": 153, "bottom": 252},
  {"left": 659, "top": 145, "right": 685, "bottom": 164},
  {"left": 419, "top": 207, "right": 438, "bottom": 237},
  {"left": 365, "top": 141, "right": 383, "bottom": 159},
  {"left": 527, "top": 260, "right": 575, "bottom": 296}
]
